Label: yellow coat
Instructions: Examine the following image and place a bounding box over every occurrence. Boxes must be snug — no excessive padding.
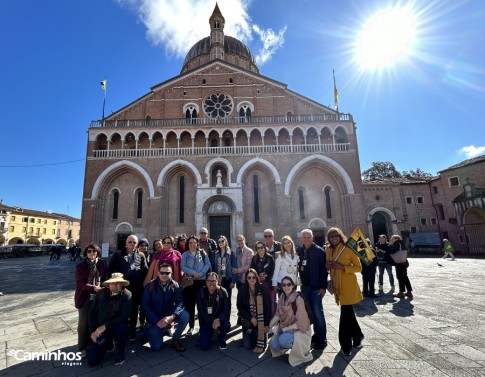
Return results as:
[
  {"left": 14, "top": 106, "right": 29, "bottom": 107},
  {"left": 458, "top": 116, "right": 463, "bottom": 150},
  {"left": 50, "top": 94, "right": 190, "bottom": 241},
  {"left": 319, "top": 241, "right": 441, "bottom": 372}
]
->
[{"left": 326, "top": 244, "right": 363, "bottom": 305}]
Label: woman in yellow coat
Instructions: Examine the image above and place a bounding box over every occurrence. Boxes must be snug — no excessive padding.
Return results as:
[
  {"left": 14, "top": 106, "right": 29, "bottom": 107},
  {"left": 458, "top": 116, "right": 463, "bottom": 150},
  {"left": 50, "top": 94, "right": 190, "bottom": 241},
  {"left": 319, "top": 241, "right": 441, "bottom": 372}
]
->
[{"left": 325, "top": 227, "right": 364, "bottom": 357}]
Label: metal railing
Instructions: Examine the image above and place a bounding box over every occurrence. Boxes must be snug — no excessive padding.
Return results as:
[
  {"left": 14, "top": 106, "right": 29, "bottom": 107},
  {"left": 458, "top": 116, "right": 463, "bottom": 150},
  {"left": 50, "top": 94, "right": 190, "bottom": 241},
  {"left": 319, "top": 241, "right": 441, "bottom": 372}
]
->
[{"left": 92, "top": 143, "right": 350, "bottom": 158}]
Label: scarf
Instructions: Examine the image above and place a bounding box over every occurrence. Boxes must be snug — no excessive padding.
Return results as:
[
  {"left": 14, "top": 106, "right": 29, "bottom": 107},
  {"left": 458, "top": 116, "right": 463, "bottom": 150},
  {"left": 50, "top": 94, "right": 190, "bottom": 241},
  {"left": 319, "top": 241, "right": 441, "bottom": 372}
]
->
[
  {"left": 250, "top": 287, "right": 266, "bottom": 352},
  {"left": 87, "top": 258, "right": 100, "bottom": 286},
  {"left": 277, "top": 291, "right": 298, "bottom": 328},
  {"left": 217, "top": 249, "right": 230, "bottom": 283},
  {"left": 159, "top": 248, "right": 182, "bottom": 281}
]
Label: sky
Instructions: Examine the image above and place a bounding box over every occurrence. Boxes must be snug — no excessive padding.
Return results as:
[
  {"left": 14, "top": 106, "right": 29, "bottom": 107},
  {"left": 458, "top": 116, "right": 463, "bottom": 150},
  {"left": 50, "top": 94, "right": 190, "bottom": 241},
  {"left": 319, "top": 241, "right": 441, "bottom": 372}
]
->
[{"left": 1, "top": 0, "right": 484, "bottom": 219}]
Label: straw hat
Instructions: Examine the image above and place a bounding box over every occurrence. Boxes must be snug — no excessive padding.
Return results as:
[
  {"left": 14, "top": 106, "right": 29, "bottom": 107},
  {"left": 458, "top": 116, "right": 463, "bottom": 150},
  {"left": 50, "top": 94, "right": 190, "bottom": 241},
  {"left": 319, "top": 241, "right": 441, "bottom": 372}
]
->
[{"left": 103, "top": 272, "right": 130, "bottom": 287}]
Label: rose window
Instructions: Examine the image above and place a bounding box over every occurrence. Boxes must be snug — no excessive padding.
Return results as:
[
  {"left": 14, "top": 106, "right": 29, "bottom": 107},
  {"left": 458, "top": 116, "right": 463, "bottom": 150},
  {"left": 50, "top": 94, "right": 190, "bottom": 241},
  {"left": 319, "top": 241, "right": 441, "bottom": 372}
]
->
[{"left": 204, "top": 93, "right": 233, "bottom": 118}]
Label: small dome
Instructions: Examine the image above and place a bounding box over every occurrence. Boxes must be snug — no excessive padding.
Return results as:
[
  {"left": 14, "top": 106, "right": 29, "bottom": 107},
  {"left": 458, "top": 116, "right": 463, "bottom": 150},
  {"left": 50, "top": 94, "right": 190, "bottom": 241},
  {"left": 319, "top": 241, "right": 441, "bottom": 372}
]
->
[{"left": 181, "top": 36, "right": 259, "bottom": 73}]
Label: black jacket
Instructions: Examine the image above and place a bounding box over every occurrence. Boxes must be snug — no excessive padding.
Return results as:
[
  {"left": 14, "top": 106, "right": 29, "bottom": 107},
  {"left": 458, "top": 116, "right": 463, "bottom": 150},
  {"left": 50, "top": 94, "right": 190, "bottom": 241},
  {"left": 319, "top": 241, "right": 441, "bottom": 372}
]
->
[{"left": 196, "top": 286, "right": 231, "bottom": 327}]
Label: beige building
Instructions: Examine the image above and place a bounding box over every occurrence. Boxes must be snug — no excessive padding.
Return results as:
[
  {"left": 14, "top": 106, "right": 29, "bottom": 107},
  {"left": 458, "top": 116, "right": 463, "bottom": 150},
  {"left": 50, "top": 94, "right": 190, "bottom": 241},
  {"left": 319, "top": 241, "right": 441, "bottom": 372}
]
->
[
  {"left": 0, "top": 201, "right": 80, "bottom": 246},
  {"left": 80, "top": 4, "right": 485, "bottom": 254}
]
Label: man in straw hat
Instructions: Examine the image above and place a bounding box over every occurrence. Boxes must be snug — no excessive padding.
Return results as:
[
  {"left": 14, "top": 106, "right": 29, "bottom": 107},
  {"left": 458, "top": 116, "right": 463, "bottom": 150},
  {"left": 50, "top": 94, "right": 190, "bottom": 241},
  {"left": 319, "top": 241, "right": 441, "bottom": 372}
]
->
[{"left": 88, "top": 272, "right": 132, "bottom": 366}]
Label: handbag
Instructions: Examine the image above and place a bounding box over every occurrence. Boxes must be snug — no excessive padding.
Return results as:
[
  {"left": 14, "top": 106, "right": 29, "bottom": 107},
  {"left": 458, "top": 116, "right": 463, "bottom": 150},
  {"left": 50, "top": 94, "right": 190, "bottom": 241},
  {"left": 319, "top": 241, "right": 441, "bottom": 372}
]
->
[
  {"left": 327, "top": 246, "right": 345, "bottom": 295},
  {"left": 390, "top": 248, "right": 408, "bottom": 264},
  {"left": 180, "top": 274, "right": 194, "bottom": 289}
]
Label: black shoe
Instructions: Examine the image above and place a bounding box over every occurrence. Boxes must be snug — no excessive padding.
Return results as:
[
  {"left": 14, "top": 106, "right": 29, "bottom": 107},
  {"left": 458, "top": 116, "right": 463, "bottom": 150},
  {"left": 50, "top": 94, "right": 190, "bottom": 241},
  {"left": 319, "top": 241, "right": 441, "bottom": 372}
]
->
[
  {"left": 353, "top": 335, "right": 364, "bottom": 348},
  {"left": 313, "top": 340, "right": 328, "bottom": 350},
  {"left": 114, "top": 354, "right": 125, "bottom": 365},
  {"left": 340, "top": 349, "right": 351, "bottom": 357},
  {"left": 219, "top": 340, "right": 227, "bottom": 350}
]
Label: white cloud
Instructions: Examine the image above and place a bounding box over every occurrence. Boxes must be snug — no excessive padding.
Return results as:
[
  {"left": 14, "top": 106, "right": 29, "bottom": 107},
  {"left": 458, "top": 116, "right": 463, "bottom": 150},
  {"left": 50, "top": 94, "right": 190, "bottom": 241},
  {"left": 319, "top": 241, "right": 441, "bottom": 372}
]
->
[
  {"left": 459, "top": 145, "right": 485, "bottom": 158},
  {"left": 116, "top": 0, "right": 285, "bottom": 64}
]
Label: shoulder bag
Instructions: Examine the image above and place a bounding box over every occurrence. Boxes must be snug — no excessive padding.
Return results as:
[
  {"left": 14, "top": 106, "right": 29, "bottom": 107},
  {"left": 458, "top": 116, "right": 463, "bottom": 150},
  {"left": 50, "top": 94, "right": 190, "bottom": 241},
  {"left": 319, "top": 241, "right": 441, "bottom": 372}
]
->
[{"left": 327, "top": 246, "right": 345, "bottom": 295}]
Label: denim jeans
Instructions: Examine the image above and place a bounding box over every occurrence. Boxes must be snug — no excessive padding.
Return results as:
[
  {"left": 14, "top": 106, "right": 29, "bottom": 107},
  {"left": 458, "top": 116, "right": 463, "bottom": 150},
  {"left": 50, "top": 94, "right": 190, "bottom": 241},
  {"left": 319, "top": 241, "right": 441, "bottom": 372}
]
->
[
  {"left": 271, "top": 331, "right": 294, "bottom": 351},
  {"left": 145, "top": 310, "right": 190, "bottom": 351},
  {"left": 378, "top": 262, "right": 395, "bottom": 287},
  {"left": 199, "top": 319, "right": 230, "bottom": 350},
  {"left": 300, "top": 285, "right": 326, "bottom": 342}
]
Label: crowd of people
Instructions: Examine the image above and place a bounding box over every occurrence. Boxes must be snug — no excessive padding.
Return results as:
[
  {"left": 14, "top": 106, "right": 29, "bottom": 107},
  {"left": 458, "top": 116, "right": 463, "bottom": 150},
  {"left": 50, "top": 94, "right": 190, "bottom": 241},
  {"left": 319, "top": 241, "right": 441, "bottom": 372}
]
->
[{"left": 74, "top": 226, "right": 416, "bottom": 367}]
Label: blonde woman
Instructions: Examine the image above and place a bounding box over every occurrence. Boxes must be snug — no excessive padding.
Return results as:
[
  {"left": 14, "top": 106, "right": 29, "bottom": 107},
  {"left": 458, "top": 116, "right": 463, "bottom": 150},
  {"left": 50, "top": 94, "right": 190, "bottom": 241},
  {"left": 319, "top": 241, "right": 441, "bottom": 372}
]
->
[{"left": 272, "top": 236, "right": 300, "bottom": 291}]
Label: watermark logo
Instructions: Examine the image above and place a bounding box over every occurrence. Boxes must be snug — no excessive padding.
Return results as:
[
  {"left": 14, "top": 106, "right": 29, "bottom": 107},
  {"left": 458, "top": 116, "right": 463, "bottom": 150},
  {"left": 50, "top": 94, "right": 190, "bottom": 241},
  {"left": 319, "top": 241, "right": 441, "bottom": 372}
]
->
[{"left": 7, "top": 349, "right": 82, "bottom": 366}]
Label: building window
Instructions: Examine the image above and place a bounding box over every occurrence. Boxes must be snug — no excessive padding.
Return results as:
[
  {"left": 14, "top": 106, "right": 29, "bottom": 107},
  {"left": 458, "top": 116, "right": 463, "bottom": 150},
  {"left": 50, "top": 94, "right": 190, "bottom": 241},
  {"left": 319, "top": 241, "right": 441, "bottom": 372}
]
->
[
  {"left": 23, "top": 217, "right": 28, "bottom": 222},
  {"left": 10, "top": 226, "right": 14, "bottom": 232},
  {"left": 29, "top": 227, "right": 33, "bottom": 233},
  {"left": 179, "top": 176, "right": 185, "bottom": 224},
  {"left": 30, "top": 218, "right": 35, "bottom": 223},
  {"left": 52, "top": 229, "right": 55, "bottom": 235},
  {"left": 11, "top": 216, "right": 16, "bottom": 221},
  {"left": 324, "top": 186, "right": 332, "bottom": 218},
  {"left": 185, "top": 107, "right": 197, "bottom": 123},
  {"left": 112, "top": 190, "right": 119, "bottom": 220},
  {"left": 204, "top": 92, "right": 233, "bottom": 118},
  {"left": 417, "top": 196, "right": 424, "bottom": 204},
  {"left": 298, "top": 188, "right": 305, "bottom": 220},
  {"left": 406, "top": 197, "right": 412, "bottom": 204},
  {"left": 43, "top": 228, "right": 47, "bottom": 234},
  {"left": 431, "top": 218, "right": 437, "bottom": 225},
  {"left": 22, "top": 227, "right": 27, "bottom": 232},
  {"left": 53, "top": 220, "right": 56, "bottom": 225},
  {"left": 136, "top": 190, "right": 143, "bottom": 219},
  {"left": 253, "top": 175, "right": 260, "bottom": 223},
  {"left": 449, "top": 177, "right": 460, "bottom": 187},
  {"left": 432, "top": 186, "right": 438, "bottom": 194},
  {"left": 410, "top": 226, "right": 417, "bottom": 233},
  {"left": 37, "top": 219, "right": 41, "bottom": 223},
  {"left": 436, "top": 204, "right": 445, "bottom": 220},
  {"left": 420, "top": 218, "right": 427, "bottom": 225}
]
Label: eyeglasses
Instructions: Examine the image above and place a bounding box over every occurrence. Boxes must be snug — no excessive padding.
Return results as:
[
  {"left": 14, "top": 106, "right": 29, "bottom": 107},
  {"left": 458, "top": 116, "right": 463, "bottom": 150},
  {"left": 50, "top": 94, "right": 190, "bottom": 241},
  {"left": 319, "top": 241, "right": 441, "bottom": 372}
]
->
[
  {"left": 256, "top": 246, "right": 264, "bottom": 250},
  {"left": 281, "top": 282, "right": 292, "bottom": 287},
  {"left": 264, "top": 235, "right": 273, "bottom": 238},
  {"left": 162, "top": 241, "right": 172, "bottom": 245},
  {"left": 86, "top": 249, "right": 96, "bottom": 254},
  {"left": 200, "top": 232, "right": 207, "bottom": 235},
  {"left": 247, "top": 276, "right": 257, "bottom": 280},
  {"left": 206, "top": 279, "right": 217, "bottom": 283},
  {"left": 159, "top": 271, "right": 171, "bottom": 275},
  {"left": 218, "top": 240, "right": 225, "bottom": 244},
  {"left": 127, "top": 241, "right": 137, "bottom": 244}
]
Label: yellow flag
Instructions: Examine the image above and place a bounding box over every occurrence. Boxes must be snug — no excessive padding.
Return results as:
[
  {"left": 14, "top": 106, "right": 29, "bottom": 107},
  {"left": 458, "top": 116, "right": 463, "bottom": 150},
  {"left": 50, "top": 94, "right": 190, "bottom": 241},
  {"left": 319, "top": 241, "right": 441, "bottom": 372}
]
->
[
  {"left": 333, "top": 70, "right": 339, "bottom": 112},
  {"left": 100, "top": 80, "right": 107, "bottom": 91}
]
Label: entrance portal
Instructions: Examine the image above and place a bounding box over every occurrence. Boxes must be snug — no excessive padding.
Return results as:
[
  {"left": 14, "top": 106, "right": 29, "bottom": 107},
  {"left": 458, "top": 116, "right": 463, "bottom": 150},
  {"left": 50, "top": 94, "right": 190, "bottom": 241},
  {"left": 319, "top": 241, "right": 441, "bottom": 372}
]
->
[{"left": 209, "top": 216, "right": 231, "bottom": 242}]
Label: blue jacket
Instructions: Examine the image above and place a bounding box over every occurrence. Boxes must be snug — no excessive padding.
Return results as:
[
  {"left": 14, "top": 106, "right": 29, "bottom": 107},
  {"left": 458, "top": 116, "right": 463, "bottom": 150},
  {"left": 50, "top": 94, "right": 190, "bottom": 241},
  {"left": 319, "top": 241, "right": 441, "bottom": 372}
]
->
[
  {"left": 181, "top": 249, "right": 211, "bottom": 280},
  {"left": 297, "top": 243, "right": 328, "bottom": 289},
  {"left": 141, "top": 278, "right": 184, "bottom": 325}
]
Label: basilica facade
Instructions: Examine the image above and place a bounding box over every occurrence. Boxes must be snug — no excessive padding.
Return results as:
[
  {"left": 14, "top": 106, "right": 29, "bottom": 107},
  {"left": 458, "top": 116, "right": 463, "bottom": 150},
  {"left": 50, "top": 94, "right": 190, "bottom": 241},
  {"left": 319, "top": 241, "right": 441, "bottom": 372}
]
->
[{"left": 80, "top": 5, "right": 485, "bottom": 253}]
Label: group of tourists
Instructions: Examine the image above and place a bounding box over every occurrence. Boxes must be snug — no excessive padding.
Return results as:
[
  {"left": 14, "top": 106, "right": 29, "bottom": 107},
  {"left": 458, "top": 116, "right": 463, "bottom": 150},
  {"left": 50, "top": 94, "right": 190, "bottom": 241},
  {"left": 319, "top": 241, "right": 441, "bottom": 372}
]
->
[{"left": 74, "top": 226, "right": 412, "bottom": 367}]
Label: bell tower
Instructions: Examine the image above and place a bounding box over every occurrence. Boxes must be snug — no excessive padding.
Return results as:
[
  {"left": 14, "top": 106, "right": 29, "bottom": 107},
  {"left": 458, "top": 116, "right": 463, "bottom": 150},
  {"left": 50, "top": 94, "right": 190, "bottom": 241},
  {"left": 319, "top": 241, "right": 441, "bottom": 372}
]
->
[{"left": 209, "top": 3, "right": 225, "bottom": 61}]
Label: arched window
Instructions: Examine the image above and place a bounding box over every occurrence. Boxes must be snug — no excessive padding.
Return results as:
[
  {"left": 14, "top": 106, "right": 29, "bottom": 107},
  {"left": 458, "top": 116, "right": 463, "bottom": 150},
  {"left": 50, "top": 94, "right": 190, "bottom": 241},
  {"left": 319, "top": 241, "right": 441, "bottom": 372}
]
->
[
  {"left": 324, "top": 187, "right": 332, "bottom": 219},
  {"left": 112, "top": 190, "right": 119, "bottom": 220},
  {"left": 253, "top": 175, "right": 260, "bottom": 223},
  {"left": 185, "top": 108, "right": 197, "bottom": 124},
  {"left": 237, "top": 102, "right": 254, "bottom": 123},
  {"left": 298, "top": 188, "right": 305, "bottom": 220},
  {"left": 136, "top": 189, "right": 143, "bottom": 219},
  {"left": 179, "top": 176, "right": 185, "bottom": 224}
]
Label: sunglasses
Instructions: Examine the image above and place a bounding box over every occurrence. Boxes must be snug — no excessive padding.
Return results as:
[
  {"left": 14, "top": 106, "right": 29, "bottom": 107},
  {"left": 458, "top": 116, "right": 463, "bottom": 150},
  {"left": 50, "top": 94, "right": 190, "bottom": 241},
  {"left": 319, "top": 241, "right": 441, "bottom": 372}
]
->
[
  {"left": 247, "top": 276, "right": 257, "bottom": 280},
  {"left": 200, "top": 232, "right": 207, "bottom": 235},
  {"left": 218, "top": 240, "right": 225, "bottom": 244},
  {"left": 86, "top": 249, "right": 96, "bottom": 254},
  {"left": 162, "top": 241, "right": 172, "bottom": 245},
  {"left": 264, "top": 235, "right": 273, "bottom": 238},
  {"left": 159, "top": 271, "right": 171, "bottom": 275},
  {"left": 281, "top": 282, "right": 293, "bottom": 287},
  {"left": 256, "top": 246, "right": 264, "bottom": 250}
]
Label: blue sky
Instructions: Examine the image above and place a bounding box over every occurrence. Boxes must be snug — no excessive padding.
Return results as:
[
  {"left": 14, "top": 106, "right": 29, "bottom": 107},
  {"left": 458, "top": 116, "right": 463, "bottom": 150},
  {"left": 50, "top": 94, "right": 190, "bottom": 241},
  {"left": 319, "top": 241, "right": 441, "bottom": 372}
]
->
[{"left": 1, "top": 0, "right": 484, "bottom": 219}]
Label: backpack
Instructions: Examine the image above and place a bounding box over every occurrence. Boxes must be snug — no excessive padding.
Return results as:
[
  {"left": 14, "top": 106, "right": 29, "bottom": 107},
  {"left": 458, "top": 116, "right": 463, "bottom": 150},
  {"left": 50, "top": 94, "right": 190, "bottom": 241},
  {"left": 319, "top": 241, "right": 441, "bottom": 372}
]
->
[{"left": 291, "top": 292, "right": 314, "bottom": 325}]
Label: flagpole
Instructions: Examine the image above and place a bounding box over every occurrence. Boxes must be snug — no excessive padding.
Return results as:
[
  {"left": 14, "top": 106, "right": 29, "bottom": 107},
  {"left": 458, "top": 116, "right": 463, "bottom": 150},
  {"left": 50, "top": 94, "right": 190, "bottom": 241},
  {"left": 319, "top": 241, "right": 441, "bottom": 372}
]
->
[
  {"left": 333, "top": 69, "right": 339, "bottom": 113},
  {"left": 102, "top": 91, "right": 106, "bottom": 120},
  {"left": 100, "top": 79, "right": 107, "bottom": 124}
]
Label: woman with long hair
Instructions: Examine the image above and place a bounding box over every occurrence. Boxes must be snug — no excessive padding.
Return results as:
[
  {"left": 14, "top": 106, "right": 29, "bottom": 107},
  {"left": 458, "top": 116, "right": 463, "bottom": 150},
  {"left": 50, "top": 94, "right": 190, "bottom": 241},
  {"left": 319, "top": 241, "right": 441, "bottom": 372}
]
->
[
  {"left": 144, "top": 236, "right": 183, "bottom": 286},
  {"left": 181, "top": 235, "right": 211, "bottom": 334},
  {"left": 250, "top": 241, "right": 276, "bottom": 318},
  {"left": 213, "top": 235, "right": 236, "bottom": 298},
  {"left": 175, "top": 234, "right": 187, "bottom": 253},
  {"left": 389, "top": 235, "right": 413, "bottom": 298},
  {"left": 272, "top": 235, "right": 300, "bottom": 293},
  {"left": 74, "top": 243, "right": 108, "bottom": 358},
  {"left": 236, "top": 268, "right": 270, "bottom": 353},
  {"left": 270, "top": 276, "right": 313, "bottom": 366},
  {"left": 325, "top": 227, "right": 364, "bottom": 357}
]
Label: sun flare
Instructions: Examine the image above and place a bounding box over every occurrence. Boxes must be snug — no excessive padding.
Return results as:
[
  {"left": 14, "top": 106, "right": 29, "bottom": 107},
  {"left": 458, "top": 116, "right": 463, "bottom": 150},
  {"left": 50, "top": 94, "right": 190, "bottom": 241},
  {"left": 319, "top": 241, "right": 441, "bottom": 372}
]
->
[{"left": 356, "top": 7, "right": 417, "bottom": 70}]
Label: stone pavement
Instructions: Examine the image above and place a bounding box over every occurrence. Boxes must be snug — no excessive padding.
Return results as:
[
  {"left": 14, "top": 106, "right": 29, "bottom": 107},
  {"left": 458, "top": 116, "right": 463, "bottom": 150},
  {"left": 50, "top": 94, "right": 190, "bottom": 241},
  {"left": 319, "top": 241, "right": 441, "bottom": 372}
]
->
[{"left": 1, "top": 255, "right": 485, "bottom": 377}]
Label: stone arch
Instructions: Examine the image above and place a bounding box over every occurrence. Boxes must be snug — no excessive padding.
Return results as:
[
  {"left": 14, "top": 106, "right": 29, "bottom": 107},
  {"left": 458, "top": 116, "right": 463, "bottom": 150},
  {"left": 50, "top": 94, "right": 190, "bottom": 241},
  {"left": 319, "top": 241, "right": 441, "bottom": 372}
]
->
[
  {"left": 157, "top": 159, "right": 202, "bottom": 186},
  {"left": 115, "top": 222, "right": 134, "bottom": 233},
  {"left": 182, "top": 102, "right": 200, "bottom": 114},
  {"left": 284, "top": 155, "right": 354, "bottom": 195},
  {"left": 205, "top": 158, "right": 234, "bottom": 186},
  {"left": 91, "top": 160, "right": 155, "bottom": 199},
  {"left": 237, "top": 158, "right": 281, "bottom": 185},
  {"left": 308, "top": 217, "right": 327, "bottom": 229},
  {"left": 366, "top": 206, "right": 398, "bottom": 242}
]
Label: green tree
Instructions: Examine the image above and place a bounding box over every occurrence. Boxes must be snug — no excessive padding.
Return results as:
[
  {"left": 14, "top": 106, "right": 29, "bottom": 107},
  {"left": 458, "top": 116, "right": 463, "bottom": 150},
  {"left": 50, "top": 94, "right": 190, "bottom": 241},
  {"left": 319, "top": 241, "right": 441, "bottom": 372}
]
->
[
  {"left": 362, "top": 161, "right": 402, "bottom": 180},
  {"left": 401, "top": 168, "right": 432, "bottom": 178}
]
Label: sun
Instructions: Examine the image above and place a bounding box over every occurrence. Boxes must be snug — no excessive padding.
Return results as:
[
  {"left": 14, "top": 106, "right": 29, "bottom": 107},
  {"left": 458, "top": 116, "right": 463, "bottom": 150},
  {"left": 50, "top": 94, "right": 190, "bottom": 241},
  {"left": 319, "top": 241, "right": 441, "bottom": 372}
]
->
[{"left": 356, "top": 6, "right": 417, "bottom": 70}]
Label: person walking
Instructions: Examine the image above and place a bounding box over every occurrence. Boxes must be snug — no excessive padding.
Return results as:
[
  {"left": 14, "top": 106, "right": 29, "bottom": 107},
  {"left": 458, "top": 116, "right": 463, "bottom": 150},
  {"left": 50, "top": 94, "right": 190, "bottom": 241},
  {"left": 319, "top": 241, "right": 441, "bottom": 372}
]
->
[{"left": 442, "top": 239, "right": 456, "bottom": 260}]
